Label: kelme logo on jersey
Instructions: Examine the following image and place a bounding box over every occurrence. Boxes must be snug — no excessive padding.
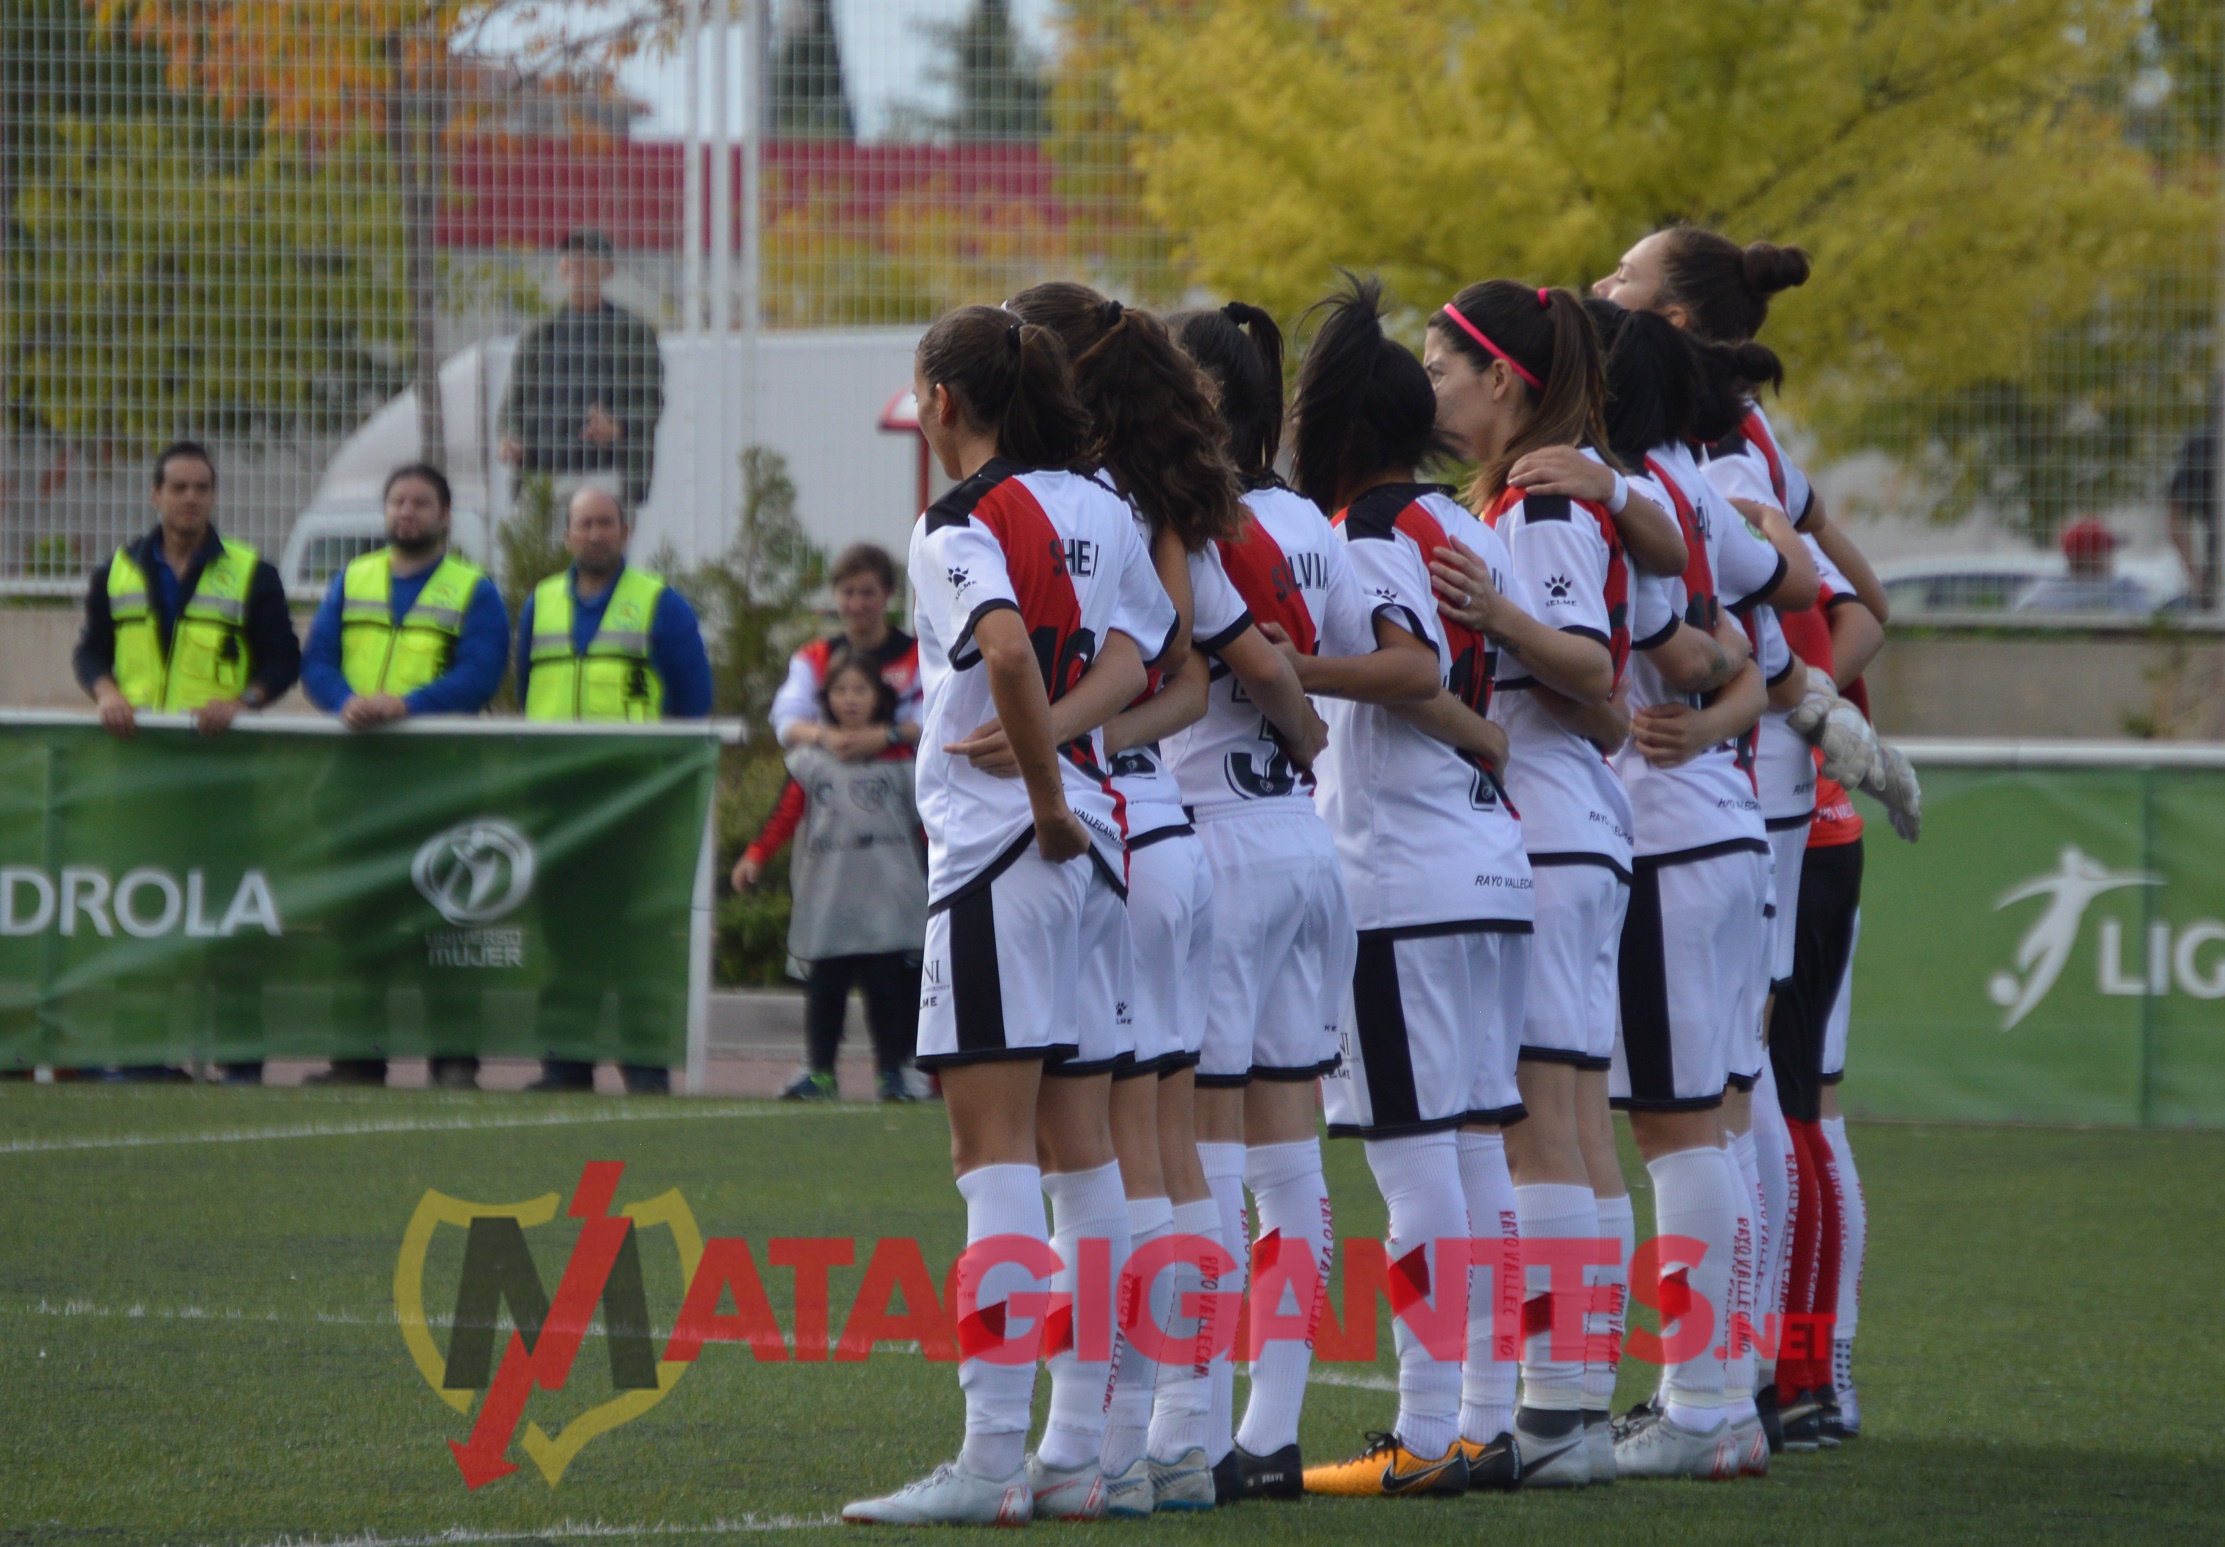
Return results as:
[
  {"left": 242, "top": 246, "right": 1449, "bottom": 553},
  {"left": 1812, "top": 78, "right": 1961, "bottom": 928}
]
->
[{"left": 1988, "top": 845, "right": 2225, "bottom": 1028}]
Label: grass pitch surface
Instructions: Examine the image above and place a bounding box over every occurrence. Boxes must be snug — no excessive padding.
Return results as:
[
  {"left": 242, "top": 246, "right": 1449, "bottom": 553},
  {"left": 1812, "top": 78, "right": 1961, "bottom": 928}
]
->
[{"left": 2, "top": 1086, "right": 2219, "bottom": 1546}]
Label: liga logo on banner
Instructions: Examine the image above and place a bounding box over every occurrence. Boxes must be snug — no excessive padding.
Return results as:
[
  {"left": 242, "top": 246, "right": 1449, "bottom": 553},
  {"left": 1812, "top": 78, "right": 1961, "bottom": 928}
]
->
[
  {"left": 1988, "top": 844, "right": 2225, "bottom": 1028},
  {"left": 411, "top": 818, "right": 536, "bottom": 969},
  {"left": 399, "top": 1163, "right": 1751, "bottom": 1490}
]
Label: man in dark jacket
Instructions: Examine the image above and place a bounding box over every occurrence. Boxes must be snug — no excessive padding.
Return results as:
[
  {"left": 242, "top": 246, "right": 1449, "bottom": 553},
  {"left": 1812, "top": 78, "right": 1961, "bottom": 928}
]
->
[
  {"left": 496, "top": 228, "right": 664, "bottom": 510},
  {"left": 74, "top": 440, "right": 301, "bottom": 1084}
]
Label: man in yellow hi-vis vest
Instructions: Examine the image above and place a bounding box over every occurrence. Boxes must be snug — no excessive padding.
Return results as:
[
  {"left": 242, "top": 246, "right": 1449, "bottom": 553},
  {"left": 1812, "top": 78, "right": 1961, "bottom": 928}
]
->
[
  {"left": 71, "top": 441, "right": 302, "bottom": 1085},
  {"left": 301, "top": 463, "right": 510, "bottom": 1091},
  {"left": 76, "top": 441, "right": 300, "bottom": 741},
  {"left": 517, "top": 485, "right": 712, "bottom": 1095}
]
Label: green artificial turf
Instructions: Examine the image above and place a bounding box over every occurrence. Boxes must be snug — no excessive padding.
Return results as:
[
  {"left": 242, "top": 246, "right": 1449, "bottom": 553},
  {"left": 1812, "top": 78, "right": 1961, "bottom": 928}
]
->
[{"left": 1, "top": 1086, "right": 2219, "bottom": 1545}]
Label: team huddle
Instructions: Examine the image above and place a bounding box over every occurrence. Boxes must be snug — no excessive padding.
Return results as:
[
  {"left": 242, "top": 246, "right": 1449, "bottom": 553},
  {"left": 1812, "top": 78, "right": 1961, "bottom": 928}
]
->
[{"left": 844, "top": 227, "right": 1919, "bottom": 1525}]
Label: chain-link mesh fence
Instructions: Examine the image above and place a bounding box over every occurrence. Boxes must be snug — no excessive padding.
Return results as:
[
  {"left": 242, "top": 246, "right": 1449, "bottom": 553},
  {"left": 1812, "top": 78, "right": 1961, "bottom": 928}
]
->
[{"left": 3, "top": 1, "right": 2219, "bottom": 612}]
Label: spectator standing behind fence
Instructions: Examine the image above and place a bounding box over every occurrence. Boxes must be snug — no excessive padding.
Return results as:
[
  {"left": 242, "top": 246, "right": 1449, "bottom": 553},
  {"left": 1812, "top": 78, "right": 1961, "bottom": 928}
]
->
[
  {"left": 771, "top": 543, "right": 922, "bottom": 756},
  {"left": 73, "top": 439, "right": 301, "bottom": 1086},
  {"left": 497, "top": 228, "right": 664, "bottom": 511},
  {"left": 518, "top": 485, "right": 713, "bottom": 1095},
  {"left": 2167, "top": 407, "right": 2221, "bottom": 612},
  {"left": 301, "top": 462, "right": 509, "bottom": 1091},
  {"left": 736, "top": 648, "right": 927, "bottom": 1104}
]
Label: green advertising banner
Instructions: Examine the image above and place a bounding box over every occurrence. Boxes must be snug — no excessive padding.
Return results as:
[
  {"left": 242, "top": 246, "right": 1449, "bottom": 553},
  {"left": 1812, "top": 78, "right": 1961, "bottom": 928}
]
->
[
  {"left": 1847, "top": 745, "right": 2225, "bottom": 1129},
  {"left": 0, "top": 717, "right": 720, "bottom": 1072}
]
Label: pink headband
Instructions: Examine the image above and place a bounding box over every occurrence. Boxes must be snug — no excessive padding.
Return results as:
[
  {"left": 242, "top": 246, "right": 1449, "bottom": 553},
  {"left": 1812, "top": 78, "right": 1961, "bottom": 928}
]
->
[{"left": 1441, "top": 303, "right": 1542, "bottom": 391}]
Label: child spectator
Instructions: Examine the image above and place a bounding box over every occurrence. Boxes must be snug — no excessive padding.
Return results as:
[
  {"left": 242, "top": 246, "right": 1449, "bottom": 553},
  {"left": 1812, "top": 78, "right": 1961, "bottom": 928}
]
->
[{"left": 734, "top": 648, "right": 928, "bottom": 1102}]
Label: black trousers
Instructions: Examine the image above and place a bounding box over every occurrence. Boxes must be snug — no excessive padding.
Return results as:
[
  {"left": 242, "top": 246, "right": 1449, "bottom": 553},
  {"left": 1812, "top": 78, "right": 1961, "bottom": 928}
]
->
[{"left": 805, "top": 954, "right": 920, "bottom": 1078}]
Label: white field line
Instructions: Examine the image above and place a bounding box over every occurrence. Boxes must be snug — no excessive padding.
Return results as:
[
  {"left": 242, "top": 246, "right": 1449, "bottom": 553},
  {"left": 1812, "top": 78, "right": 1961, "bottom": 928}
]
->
[
  {"left": 202, "top": 1518, "right": 835, "bottom": 1546},
  {"left": 15, "top": 1299, "right": 1394, "bottom": 1389},
  {"left": 0, "top": 1101, "right": 858, "bottom": 1156}
]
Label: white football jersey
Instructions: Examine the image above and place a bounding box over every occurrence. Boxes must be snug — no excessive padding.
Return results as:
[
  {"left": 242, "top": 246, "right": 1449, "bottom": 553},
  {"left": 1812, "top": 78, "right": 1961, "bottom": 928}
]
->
[
  {"left": 909, "top": 460, "right": 1178, "bottom": 904},
  {"left": 1108, "top": 532, "right": 1253, "bottom": 842},
  {"left": 1313, "top": 484, "right": 1532, "bottom": 932},
  {"left": 1483, "top": 483, "right": 1635, "bottom": 869},
  {"left": 1165, "top": 483, "right": 1376, "bottom": 817},
  {"left": 1612, "top": 441, "right": 1778, "bottom": 858}
]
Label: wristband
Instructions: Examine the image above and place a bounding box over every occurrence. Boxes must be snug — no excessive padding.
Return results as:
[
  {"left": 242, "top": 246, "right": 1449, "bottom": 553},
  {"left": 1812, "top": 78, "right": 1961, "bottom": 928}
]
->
[{"left": 1606, "top": 471, "right": 1629, "bottom": 515}]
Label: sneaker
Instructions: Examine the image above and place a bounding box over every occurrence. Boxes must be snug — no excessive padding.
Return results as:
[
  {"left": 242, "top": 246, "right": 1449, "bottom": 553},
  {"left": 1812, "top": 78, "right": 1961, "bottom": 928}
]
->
[
  {"left": 1582, "top": 1410, "right": 1615, "bottom": 1483},
  {"left": 1301, "top": 1432, "right": 1467, "bottom": 1497},
  {"left": 1777, "top": 1387, "right": 1825, "bottom": 1451},
  {"left": 1513, "top": 1406, "right": 1590, "bottom": 1489},
  {"left": 1211, "top": 1448, "right": 1243, "bottom": 1504},
  {"left": 1611, "top": 1408, "right": 1738, "bottom": 1481},
  {"left": 1232, "top": 1441, "right": 1304, "bottom": 1500},
  {"left": 1732, "top": 1412, "right": 1769, "bottom": 1476},
  {"left": 779, "top": 1070, "right": 836, "bottom": 1102},
  {"left": 1456, "top": 1431, "right": 1519, "bottom": 1492},
  {"left": 1102, "top": 1454, "right": 1153, "bottom": 1518},
  {"left": 1610, "top": 1394, "right": 1659, "bottom": 1442},
  {"left": 1026, "top": 1453, "right": 1105, "bottom": 1520},
  {"left": 841, "top": 1460, "right": 1031, "bottom": 1526},
  {"left": 877, "top": 1069, "right": 918, "bottom": 1103},
  {"left": 1755, "top": 1384, "right": 1786, "bottom": 1453},
  {"left": 1148, "top": 1447, "right": 1216, "bottom": 1511}
]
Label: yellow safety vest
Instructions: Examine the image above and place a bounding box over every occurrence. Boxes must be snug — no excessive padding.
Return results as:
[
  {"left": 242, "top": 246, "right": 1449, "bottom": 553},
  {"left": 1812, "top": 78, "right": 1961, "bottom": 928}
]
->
[
  {"left": 524, "top": 566, "right": 668, "bottom": 723},
  {"left": 339, "top": 549, "right": 487, "bottom": 698},
  {"left": 106, "top": 537, "right": 258, "bottom": 711}
]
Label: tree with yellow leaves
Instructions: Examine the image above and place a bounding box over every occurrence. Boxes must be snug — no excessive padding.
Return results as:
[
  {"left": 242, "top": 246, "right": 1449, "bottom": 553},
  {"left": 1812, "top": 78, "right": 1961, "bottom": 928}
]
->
[{"left": 1112, "top": 0, "right": 2211, "bottom": 527}]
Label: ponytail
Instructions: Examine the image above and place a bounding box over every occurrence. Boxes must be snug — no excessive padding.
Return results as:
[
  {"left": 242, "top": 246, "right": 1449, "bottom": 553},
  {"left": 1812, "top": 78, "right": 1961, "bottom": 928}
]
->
[
  {"left": 1582, "top": 298, "right": 1701, "bottom": 465},
  {"left": 1007, "top": 281, "right": 1245, "bottom": 550},
  {"left": 1289, "top": 272, "right": 1444, "bottom": 513},
  {"left": 1428, "top": 279, "right": 1613, "bottom": 504},
  {"left": 1688, "top": 335, "right": 1787, "bottom": 445},
  {"left": 1169, "top": 300, "right": 1285, "bottom": 486},
  {"left": 1655, "top": 226, "right": 1811, "bottom": 344},
  {"left": 916, "top": 303, "right": 1090, "bottom": 471}
]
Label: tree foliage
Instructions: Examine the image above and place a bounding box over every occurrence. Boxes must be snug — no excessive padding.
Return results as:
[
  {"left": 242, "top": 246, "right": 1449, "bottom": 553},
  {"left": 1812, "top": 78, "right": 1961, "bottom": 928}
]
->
[{"left": 1114, "top": 0, "right": 2211, "bottom": 529}]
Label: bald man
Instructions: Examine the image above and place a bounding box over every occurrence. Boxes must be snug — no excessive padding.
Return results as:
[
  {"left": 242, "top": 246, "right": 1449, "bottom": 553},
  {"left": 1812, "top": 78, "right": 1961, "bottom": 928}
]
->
[{"left": 517, "top": 485, "right": 713, "bottom": 1094}]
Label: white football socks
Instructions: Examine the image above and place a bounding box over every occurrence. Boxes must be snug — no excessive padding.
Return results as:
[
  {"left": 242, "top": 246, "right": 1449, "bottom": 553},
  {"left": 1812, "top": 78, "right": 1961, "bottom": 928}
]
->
[
  {"left": 1456, "top": 1129, "right": 1521, "bottom": 1443},
  {"left": 1750, "top": 1074, "right": 1794, "bottom": 1392},
  {"left": 1101, "top": 1194, "right": 1173, "bottom": 1476},
  {"left": 1721, "top": 1138, "right": 1760, "bottom": 1419},
  {"left": 1365, "top": 1133, "right": 1468, "bottom": 1459},
  {"left": 1233, "top": 1137, "right": 1331, "bottom": 1457},
  {"left": 1644, "top": 1145, "right": 1737, "bottom": 1429},
  {"left": 1582, "top": 1192, "right": 1636, "bottom": 1413},
  {"left": 955, "top": 1163, "right": 1049, "bottom": 1480},
  {"left": 1514, "top": 1181, "right": 1597, "bottom": 1412},
  {"left": 1038, "top": 1161, "right": 1130, "bottom": 1471},
  {"left": 1147, "top": 1197, "right": 1223, "bottom": 1463},
  {"left": 1197, "top": 1141, "right": 1248, "bottom": 1464},
  {"left": 1821, "top": 1115, "right": 1865, "bottom": 1361}
]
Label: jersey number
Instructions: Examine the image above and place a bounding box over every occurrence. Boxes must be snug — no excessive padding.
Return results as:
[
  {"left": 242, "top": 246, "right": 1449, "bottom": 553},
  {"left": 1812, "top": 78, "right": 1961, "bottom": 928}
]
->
[{"left": 1226, "top": 716, "right": 1300, "bottom": 799}]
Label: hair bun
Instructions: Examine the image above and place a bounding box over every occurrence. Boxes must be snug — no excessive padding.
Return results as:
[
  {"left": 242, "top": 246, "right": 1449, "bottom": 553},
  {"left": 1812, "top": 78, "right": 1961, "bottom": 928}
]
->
[{"left": 1742, "top": 242, "right": 1812, "bottom": 297}]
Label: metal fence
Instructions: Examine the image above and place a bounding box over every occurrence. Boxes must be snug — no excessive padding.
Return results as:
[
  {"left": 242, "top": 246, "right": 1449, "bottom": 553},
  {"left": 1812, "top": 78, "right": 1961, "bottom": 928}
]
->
[{"left": 2, "top": 2, "right": 2220, "bottom": 611}]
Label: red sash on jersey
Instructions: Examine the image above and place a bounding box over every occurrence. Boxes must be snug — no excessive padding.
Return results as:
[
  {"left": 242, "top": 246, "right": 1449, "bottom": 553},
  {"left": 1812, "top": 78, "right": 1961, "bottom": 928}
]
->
[
  {"left": 1215, "top": 520, "right": 1320, "bottom": 656},
  {"left": 1482, "top": 483, "right": 1630, "bottom": 681}
]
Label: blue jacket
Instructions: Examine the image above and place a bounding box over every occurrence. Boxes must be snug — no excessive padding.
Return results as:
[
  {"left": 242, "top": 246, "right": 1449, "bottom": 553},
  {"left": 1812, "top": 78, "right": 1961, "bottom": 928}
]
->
[
  {"left": 514, "top": 564, "right": 713, "bottom": 719},
  {"left": 301, "top": 560, "right": 510, "bottom": 714}
]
